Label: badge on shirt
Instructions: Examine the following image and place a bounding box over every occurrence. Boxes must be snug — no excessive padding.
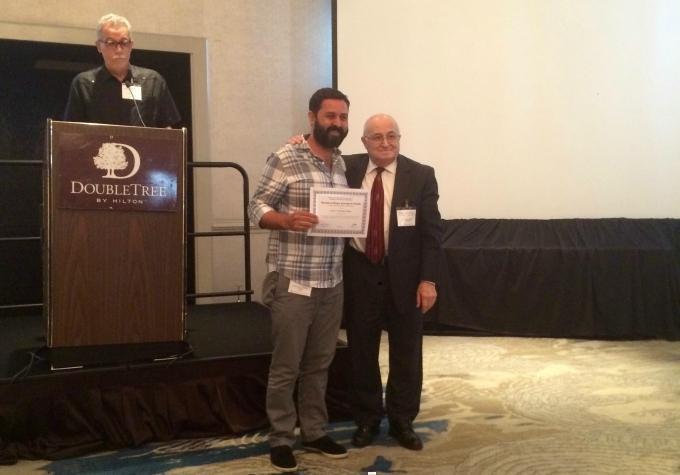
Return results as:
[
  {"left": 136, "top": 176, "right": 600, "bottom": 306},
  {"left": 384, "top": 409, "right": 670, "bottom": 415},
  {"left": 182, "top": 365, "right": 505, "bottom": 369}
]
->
[
  {"left": 121, "top": 84, "right": 142, "bottom": 101},
  {"left": 288, "top": 280, "right": 313, "bottom": 297},
  {"left": 396, "top": 201, "right": 416, "bottom": 227}
]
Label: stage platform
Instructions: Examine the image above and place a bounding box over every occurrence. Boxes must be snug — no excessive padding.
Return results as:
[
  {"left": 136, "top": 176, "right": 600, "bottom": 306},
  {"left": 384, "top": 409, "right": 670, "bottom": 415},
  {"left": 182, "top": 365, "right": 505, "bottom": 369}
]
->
[{"left": 0, "top": 302, "right": 351, "bottom": 463}]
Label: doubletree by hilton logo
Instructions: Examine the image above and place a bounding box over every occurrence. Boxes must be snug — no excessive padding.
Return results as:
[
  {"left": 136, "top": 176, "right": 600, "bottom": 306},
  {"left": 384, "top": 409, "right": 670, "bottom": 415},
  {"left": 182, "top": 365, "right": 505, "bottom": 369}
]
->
[
  {"left": 93, "top": 143, "right": 141, "bottom": 179},
  {"left": 57, "top": 133, "right": 178, "bottom": 212}
]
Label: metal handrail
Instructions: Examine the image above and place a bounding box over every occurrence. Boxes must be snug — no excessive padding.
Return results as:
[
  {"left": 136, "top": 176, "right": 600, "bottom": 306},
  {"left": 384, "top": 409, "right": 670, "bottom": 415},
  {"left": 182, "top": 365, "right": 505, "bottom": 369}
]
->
[
  {"left": 186, "top": 161, "right": 253, "bottom": 302},
  {"left": 0, "top": 236, "right": 40, "bottom": 242},
  {"left": 1, "top": 159, "right": 43, "bottom": 309},
  {"left": 0, "top": 160, "right": 42, "bottom": 244},
  {"left": 0, "top": 160, "right": 43, "bottom": 166},
  {"left": 1, "top": 159, "right": 254, "bottom": 309}
]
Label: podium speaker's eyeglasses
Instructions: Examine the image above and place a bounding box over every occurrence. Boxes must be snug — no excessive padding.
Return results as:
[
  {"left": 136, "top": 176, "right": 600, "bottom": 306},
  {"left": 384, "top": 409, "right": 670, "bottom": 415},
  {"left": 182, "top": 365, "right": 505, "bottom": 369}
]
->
[{"left": 98, "top": 39, "right": 133, "bottom": 49}]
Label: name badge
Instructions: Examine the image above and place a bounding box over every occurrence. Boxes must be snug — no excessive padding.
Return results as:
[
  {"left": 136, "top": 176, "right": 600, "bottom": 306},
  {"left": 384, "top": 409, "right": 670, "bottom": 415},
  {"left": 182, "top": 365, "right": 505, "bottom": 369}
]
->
[
  {"left": 288, "top": 280, "right": 312, "bottom": 297},
  {"left": 397, "top": 207, "right": 416, "bottom": 227},
  {"left": 121, "top": 84, "right": 142, "bottom": 101}
]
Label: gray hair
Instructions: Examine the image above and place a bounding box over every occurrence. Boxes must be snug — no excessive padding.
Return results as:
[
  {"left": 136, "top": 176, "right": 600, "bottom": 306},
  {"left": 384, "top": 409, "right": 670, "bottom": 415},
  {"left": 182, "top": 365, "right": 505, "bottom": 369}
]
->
[{"left": 96, "top": 13, "right": 132, "bottom": 39}]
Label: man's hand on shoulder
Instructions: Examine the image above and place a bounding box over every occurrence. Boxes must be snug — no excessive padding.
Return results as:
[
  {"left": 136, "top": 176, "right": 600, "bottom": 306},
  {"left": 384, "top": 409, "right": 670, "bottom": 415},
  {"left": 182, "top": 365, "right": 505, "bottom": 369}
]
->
[{"left": 287, "top": 134, "right": 305, "bottom": 145}]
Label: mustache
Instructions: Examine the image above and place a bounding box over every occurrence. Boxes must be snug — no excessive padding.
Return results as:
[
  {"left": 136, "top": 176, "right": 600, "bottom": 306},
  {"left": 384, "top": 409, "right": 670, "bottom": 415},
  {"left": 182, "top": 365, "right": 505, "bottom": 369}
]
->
[{"left": 326, "top": 126, "right": 344, "bottom": 134}]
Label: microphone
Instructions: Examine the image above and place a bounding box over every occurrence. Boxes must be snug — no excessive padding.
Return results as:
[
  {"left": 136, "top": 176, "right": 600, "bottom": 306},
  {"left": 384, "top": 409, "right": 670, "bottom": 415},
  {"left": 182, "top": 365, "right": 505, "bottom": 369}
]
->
[{"left": 124, "top": 80, "right": 147, "bottom": 127}]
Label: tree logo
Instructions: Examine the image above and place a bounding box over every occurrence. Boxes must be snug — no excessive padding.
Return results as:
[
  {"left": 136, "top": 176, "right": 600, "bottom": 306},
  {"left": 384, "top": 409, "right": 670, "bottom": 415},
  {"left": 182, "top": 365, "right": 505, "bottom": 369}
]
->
[{"left": 92, "top": 143, "right": 141, "bottom": 179}]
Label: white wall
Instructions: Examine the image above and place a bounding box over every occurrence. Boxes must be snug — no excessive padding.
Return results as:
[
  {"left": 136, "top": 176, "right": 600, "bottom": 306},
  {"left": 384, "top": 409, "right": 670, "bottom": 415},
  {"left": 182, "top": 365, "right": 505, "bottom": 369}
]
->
[
  {"left": 0, "top": 0, "right": 333, "bottom": 302},
  {"left": 337, "top": 0, "right": 680, "bottom": 219}
]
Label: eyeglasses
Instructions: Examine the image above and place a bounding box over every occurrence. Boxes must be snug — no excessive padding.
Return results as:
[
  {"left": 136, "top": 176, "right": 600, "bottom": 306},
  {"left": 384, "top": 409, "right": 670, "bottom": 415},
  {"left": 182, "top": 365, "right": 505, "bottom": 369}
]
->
[
  {"left": 364, "top": 133, "right": 401, "bottom": 144},
  {"left": 98, "top": 38, "right": 133, "bottom": 49}
]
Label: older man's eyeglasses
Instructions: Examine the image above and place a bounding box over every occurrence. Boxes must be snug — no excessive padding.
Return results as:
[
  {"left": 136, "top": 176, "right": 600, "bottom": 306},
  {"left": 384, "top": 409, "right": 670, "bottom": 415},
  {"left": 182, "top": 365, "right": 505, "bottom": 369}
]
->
[
  {"left": 364, "top": 133, "right": 401, "bottom": 144},
  {"left": 99, "top": 38, "right": 132, "bottom": 49}
]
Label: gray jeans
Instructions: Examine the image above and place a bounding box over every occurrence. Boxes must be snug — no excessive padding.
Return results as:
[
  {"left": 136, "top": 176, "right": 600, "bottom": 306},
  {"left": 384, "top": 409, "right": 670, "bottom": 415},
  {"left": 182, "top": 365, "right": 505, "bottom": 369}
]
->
[{"left": 263, "top": 271, "right": 343, "bottom": 447}]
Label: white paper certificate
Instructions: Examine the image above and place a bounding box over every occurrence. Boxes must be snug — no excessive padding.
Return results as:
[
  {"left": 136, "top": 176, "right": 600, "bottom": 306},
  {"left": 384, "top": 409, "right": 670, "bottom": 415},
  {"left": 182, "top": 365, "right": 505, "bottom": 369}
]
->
[{"left": 308, "top": 187, "right": 369, "bottom": 237}]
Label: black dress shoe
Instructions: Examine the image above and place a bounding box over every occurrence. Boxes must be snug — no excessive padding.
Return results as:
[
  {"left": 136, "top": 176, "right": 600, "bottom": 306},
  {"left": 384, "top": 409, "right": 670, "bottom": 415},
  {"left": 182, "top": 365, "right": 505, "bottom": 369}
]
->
[
  {"left": 388, "top": 423, "right": 423, "bottom": 451},
  {"left": 352, "top": 424, "right": 380, "bottom": 447}
]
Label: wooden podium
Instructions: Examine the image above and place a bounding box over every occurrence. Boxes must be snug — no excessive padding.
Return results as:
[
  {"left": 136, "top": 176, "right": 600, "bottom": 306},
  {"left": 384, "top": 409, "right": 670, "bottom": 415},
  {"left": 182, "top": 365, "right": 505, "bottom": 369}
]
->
[{"left": 44, "top": 120, "right": 187, "bottom": 368}]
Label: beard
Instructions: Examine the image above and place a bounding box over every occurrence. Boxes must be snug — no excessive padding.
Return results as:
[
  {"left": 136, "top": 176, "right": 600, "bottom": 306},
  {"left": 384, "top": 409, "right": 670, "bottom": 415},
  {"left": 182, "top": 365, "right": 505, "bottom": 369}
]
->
[{"left": 312, "top": 121, "right": 348, "bottom": 148}]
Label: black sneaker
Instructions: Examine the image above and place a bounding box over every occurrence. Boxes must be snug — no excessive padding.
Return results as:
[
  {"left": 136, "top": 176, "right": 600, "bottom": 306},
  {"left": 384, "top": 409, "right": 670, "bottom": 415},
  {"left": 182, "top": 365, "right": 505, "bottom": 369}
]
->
[
  {"left": 270, "top": 445, "right": 298, "bottom": 472},
  {"left": 302, "top": 435, "right": 348, "bottom": 459}
]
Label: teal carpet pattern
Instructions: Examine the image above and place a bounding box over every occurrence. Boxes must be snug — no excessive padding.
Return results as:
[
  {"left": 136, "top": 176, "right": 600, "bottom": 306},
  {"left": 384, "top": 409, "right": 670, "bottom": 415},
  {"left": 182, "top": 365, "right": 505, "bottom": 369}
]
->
[{"left": 3, "top": 335, "right": 680, "bottom": 474}]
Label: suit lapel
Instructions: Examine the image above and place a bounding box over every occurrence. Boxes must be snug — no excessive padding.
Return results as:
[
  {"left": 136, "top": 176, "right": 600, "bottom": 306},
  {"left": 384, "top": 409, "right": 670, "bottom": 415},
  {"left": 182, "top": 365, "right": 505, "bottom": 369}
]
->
[{"left": 346, "top": 154, "right": 369, "bottom": 189}]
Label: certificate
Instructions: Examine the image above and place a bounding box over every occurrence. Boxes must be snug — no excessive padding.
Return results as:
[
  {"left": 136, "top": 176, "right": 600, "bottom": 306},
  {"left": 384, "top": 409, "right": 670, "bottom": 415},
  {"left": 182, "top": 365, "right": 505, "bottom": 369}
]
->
[{"left": 308, "top": 187, "right": 369, "bottom": 237}]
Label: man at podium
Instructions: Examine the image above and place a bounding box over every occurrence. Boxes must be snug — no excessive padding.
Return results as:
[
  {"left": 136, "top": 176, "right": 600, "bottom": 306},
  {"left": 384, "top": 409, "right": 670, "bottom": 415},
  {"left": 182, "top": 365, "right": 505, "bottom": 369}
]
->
[{"left": 63, "top": 13, "right": 181, "bottom": 128}]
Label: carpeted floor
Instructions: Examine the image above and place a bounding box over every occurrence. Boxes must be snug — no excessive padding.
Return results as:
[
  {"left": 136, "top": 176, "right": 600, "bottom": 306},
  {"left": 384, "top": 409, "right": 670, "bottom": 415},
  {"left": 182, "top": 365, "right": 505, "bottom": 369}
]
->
[{"left": 3, "top": 334, "right": 680, "bottom": 474}]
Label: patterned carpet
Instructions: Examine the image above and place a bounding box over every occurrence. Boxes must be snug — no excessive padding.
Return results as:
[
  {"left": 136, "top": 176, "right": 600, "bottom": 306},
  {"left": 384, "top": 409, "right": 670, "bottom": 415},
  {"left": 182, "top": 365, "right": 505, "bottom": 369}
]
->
[{"left": 3, "top": 334, "right": 680, "bottom": 474}]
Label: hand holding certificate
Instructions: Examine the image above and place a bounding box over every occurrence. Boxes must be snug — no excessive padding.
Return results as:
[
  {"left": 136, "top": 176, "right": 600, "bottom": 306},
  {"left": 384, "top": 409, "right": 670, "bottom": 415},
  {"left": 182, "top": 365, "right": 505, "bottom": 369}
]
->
[{"left": 308, "top": 187, "right": 369, "bottom": 237}]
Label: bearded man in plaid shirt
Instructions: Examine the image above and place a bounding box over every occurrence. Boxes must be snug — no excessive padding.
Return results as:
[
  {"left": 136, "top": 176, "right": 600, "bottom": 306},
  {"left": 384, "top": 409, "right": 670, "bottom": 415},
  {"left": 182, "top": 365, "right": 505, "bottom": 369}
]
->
[{"left": 248, "top": 88, "right": 350, "bottom": 473}]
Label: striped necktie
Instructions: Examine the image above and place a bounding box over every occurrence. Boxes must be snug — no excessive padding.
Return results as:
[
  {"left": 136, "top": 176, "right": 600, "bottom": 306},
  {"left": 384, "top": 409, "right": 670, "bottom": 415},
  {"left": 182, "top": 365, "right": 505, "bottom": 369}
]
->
[{"left": 365, "top": 167, "right": 385, "bottom": 264}]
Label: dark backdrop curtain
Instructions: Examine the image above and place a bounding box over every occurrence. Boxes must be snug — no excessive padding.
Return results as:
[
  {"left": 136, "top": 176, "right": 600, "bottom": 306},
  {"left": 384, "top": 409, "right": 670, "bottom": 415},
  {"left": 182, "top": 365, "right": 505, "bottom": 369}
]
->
[{"left": 436, "top": 219, "right": 680, "bottom": 340}]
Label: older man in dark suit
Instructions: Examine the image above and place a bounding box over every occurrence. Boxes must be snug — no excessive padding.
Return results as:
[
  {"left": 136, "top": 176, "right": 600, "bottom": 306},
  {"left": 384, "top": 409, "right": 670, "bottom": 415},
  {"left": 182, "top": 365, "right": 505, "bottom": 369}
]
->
[{"left": 344, "top": 114, "right": 443, "bottom": 451}]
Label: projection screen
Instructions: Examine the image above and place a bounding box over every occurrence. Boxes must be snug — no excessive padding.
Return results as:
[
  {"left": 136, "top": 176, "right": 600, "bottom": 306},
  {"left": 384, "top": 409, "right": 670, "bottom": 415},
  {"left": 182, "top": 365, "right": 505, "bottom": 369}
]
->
[{"left": 336, "top": 0, "right": 680, "bottom": 218}]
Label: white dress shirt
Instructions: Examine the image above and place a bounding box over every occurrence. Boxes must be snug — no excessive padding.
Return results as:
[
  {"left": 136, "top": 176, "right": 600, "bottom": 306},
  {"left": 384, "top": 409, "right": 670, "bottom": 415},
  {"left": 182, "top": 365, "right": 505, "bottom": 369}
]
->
[{"left": 351, "top": 158, "right": 398, "bottom": 255}]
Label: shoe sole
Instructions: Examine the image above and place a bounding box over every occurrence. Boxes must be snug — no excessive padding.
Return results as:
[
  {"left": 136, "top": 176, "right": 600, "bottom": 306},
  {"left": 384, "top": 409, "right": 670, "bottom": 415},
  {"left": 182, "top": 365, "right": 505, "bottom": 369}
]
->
[
  {"left": 302, "top": 446, "right": 349, "bottom": 459},
  {"left": 271, "top": 461, "right": 299, "bottom": 473}
]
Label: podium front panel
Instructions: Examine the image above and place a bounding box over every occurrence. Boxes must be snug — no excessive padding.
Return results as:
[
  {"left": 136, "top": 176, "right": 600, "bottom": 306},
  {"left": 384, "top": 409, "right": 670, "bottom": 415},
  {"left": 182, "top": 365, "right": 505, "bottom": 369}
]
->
[{"left": 45, "top": 121, "right": 186, "bottom": 347}]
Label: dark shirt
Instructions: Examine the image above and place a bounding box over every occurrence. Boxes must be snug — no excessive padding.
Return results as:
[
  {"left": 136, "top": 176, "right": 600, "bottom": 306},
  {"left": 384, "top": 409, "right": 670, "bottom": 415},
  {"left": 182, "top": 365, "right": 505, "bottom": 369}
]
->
[{"left": 63, "top": 65, "right": 181, "bottom": 128}]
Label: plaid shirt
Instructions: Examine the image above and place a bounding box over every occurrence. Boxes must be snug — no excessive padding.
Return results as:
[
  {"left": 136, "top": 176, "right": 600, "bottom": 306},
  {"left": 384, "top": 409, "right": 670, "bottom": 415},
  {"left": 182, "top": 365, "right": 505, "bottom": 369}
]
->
[{"left": 248, "top": 142, "right": 348, "bottom": 288}]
